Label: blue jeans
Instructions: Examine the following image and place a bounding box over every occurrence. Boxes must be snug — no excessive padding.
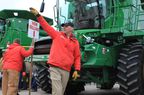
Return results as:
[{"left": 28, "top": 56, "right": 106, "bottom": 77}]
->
[{"left": 31, "top": 76, "right": 37, "bottom": 91}]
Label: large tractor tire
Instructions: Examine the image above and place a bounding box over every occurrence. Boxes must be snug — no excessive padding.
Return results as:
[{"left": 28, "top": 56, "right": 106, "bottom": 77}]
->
[
  {"left": 117, "top": 42, "right": 144, "bottom": 95},
  {"left": 36, "top": 64, "right": 52, "bottom": 93}
]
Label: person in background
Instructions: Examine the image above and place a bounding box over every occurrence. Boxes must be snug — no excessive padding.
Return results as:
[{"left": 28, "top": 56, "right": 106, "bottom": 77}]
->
[
  {"left": 31, "top": 71, "right": 37, "bottom": 92},
  {"left": 2, "top": 38, "right": 34, "bottom": 95},
  {"left": 29, "top": 8, "right": 81, "bottom": 95}
]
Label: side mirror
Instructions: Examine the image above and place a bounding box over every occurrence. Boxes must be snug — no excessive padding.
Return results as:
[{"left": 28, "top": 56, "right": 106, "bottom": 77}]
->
[{"left": 40, "top": 0, "right": 45, "bottom": 12}]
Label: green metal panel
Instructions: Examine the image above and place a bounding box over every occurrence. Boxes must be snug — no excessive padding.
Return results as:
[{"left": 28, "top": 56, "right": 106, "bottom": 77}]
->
[{"left": 81, "top": 43, "right": 121, "bottom": 67}]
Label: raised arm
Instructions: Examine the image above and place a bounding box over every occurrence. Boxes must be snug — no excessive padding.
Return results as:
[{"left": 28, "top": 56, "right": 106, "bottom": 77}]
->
[
  {"left": 37, "top": 16, "right": 58, "bottom": 39},
  {"left": 29, "top": 7, "right": 58, "bottom": 39}
]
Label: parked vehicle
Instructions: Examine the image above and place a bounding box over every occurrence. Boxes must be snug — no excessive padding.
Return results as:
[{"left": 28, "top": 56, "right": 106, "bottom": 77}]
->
[
  {"left": 0, "top": 9, "right": 53, "bottom": 92},
  {"left": 34, "top": 0, "right": 144, "bottom": 95}
]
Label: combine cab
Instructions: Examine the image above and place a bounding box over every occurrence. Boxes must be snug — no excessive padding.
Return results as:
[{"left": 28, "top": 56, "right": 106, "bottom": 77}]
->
[{"left": 34, "top": 0, "right": 144, "bottom": 95}]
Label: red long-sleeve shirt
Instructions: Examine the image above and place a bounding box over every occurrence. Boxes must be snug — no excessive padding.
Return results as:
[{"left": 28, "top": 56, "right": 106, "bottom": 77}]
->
[
  {"left": 3, "top": 43, "right": 33, "bottom": 72},
  {"left": 37, "top": 16, "right": 81, "bottom": 71}
]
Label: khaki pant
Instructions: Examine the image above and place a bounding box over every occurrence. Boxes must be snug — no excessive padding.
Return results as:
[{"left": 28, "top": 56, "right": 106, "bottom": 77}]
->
[
  {"left": 50, "top": 66, "right": 70, "bottom": 95},
  {"left": 2, "top": 70, "right": 19, "bottom": 95}
]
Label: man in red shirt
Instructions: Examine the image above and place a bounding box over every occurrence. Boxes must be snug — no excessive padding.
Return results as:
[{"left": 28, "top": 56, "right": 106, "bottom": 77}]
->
[
  {"left": 2, "top": 38, "right": 34, "bottom": 95},
  {"left": 30, "top": 8, "right": 81, "bottom": 95}
]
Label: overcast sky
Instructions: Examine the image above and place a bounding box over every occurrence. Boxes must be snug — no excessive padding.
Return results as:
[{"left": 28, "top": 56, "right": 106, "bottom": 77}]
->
[{"left": 0, "top": 0, "right": 56, "bottom": 19}]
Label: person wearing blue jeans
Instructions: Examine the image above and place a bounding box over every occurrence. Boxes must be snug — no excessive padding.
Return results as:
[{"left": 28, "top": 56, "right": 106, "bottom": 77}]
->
[{"left": 31, "top": 71, "right": 37, "bottom": 92}]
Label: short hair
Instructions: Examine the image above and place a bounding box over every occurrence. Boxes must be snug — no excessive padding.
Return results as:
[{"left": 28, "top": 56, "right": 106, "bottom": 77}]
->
[{"left": 13, "top": 38, "right": 20, "bottom": 44}]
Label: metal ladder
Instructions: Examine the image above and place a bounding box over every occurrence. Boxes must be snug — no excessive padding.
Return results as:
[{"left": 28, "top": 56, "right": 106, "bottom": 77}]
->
[{"left": 134, "top": 2, "right": 144, "bottom": 31}]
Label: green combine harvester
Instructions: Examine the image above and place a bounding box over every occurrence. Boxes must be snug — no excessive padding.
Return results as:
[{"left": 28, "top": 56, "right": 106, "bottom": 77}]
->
[
  {"left": 0, "top": 9, "right": 53, "bottom": 91},
  {"left": 33, "top": 0, "right": 144, "bottom": 95},
  {"left": 1, "top": 0, "right": 144, "bottom": 95}
]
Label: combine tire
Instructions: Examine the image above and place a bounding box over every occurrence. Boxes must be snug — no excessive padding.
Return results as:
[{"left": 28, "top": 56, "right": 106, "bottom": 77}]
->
[
  {"left": 117, "top": 42, "right": 144, "bottom": 95},
  {"left": 36, "top": 65, "right": 52, "bottom": 93}
]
